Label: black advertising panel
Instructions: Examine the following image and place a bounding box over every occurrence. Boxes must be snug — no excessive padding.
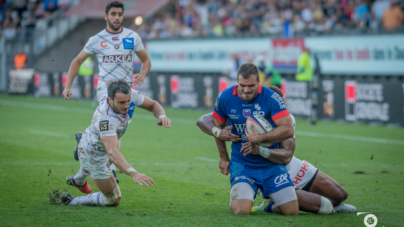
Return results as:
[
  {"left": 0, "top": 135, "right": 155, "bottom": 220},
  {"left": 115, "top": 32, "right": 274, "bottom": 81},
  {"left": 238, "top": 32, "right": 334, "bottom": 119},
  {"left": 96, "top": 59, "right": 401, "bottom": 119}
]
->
[{"left": 8, "top": 69, "right": 35, "bottom": 94}]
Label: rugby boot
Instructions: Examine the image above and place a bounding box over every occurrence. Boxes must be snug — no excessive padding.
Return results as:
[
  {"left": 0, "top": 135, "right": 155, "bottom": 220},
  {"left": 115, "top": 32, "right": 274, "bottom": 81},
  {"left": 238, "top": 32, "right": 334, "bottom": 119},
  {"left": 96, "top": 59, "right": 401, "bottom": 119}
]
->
[
  {"left": 112, "top": 169, "right": 119, "bottom": 184},
  {"left": 60, "top": 192, "right": 74, "bottom": 205},
  {"left": 66, "top": 176, "right": 92, "bottom": 194},
  {"left": 334, "top": 203, "right": 357, "bottom": 213},
  {"left": 251, "top": 199, "right": 271, "bottom": 212},
  {"left": 73, "top": 132, "right": 82, "bottom": 161}
]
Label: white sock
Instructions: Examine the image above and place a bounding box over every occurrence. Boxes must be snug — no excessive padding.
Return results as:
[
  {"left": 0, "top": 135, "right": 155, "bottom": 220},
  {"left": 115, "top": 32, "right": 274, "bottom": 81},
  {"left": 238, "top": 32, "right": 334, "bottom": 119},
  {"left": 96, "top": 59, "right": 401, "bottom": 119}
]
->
[
  {"left": 69, "top": 192, "right": 104, "bottom": 206},
  {"left": 73, "top": 167, "right": 87, "bottom": 186},
  {"left": 110, "top": 163, "right": 116, "bottom": 171}
]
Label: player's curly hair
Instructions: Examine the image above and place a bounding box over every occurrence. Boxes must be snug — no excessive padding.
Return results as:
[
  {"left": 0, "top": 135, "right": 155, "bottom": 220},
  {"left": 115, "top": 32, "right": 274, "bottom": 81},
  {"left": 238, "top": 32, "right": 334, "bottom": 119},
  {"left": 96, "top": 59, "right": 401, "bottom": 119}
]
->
[
  {"left": 107, "top": 79, "right": 130, "bottom": 100},
  {"left": 237, "top": 63, "right": 259, "bottom": 82},
  {"left": 105, "top": 1, "right": 124, "bottom": 14}
]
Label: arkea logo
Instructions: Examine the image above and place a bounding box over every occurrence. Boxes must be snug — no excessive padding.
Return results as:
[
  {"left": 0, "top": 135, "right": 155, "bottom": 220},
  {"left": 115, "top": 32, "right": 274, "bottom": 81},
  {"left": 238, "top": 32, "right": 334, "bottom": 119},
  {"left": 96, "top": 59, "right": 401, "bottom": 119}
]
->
[
  {"left": 274, "top": 173, "right": 289, "bottom": 187},
  {"left": 357, "top": 213, "right": 379, "bottom": 227}
]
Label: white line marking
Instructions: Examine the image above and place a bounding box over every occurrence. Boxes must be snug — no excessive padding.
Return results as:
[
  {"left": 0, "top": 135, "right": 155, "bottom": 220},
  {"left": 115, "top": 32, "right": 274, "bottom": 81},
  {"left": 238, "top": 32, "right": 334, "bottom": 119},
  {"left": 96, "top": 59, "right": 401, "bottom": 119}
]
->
[
  {"left": 0, "top": 161, "right": 213, "bottom": 166},
  {"left": 2, "top": 99, "right": 404, "bottom": 145},
  {"left": 29, "top": 129, "right": 70, "bottom": 138},
  {"left": 196, "top": 157, "right": 218, "bottom": 162},
  {"left": 295, "top": 131, "right": 404, "bottom": 146}
]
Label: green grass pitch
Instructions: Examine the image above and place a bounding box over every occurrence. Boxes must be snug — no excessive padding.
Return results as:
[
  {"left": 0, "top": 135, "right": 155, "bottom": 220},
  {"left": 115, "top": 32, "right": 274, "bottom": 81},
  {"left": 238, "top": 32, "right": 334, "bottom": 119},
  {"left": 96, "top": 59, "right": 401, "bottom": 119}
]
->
[{"left": 0, "top": 94, "right": 403, "bottom": 226}]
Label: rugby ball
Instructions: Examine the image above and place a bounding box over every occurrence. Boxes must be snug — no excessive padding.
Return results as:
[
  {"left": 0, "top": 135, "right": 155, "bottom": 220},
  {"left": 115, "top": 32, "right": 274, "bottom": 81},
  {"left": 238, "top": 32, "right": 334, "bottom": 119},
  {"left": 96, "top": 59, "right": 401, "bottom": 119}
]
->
[{"left": 246, "top": 115, "right": 273, "bottom": 147}]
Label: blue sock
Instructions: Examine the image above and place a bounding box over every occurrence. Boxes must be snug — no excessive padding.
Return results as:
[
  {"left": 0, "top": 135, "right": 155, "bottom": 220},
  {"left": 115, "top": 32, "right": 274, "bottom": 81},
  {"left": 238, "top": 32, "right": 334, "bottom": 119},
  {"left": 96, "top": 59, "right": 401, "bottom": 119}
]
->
[{"left": 264, "top": 202, "right": 275, "bottom": 213}]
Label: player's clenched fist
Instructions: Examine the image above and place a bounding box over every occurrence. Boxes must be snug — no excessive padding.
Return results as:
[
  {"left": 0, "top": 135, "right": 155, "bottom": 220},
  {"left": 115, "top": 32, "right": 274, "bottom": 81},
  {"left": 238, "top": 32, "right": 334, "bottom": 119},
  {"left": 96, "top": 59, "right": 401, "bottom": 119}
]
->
[
  {"left": 130, "top": 172, "right": 154, "bottom": 187},
  {"left": 62, "top": 88, "right": 72, "bottom": 100},
  {"left": 157, "top": 116, "right": 171, "bottom": 128}
]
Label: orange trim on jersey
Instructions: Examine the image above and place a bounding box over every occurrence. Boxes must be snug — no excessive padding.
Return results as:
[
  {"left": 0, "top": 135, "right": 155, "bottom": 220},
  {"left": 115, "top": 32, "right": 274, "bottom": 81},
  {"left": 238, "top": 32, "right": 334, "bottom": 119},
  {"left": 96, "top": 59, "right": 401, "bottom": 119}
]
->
[
  {"left": 213, "top": 110, "right": 227, "bottom": 122},
  {"left": 272, "top": 110, "right": 290, "bottom": 122},
  {"left": 233, "top": 85, "right": 262, "bottom": 95}
]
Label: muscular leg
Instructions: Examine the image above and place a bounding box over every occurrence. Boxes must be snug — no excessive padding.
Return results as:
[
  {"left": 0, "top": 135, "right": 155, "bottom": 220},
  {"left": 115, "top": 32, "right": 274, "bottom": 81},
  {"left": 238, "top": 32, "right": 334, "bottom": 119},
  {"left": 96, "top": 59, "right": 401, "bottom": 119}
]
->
[
  {"left": 309, "top": 171, "right": 348, "bottom": 207},
  {"left": 230, "top": 200, "right": 253, "bottom": 215},
  {"left": 65, "top": 176, "right": 121, "bottom": 206},
  {"left": 269, "top": 186, "right": 299, "bottom": 215}
]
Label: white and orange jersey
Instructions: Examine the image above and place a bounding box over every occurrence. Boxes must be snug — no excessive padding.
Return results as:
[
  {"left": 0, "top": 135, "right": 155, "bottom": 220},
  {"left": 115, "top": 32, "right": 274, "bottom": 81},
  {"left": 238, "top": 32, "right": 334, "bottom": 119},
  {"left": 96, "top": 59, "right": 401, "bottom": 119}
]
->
[
  {"left": 79, "top": 89, "right": 144, "bottom": 162},
  {"left": 83, "top": 27, "right": 144, "bottom": 88}
]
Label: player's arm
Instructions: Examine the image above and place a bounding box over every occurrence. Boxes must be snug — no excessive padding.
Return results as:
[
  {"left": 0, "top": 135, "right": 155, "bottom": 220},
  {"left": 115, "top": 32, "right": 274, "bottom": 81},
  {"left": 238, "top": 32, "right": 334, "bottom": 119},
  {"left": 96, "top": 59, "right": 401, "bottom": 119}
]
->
[
  {"left": 213, "top": 118, "right": 231, "bottom": 175},
  {"left": 62, "top": 51, "right": 91, "bottom": 100},
  {"left": 196, "top": 113, "right": 241, "bottom": 142},
  {"left": 101, "top": 135, "right": 154, "bottom": 186},
  {"left": 138, "top": 96, "right": 171, "bottom": 128},
  {"left": 246, "top": 115, "right": 294, "bottom": 144},
  {"left": 240, "top": 138, "right": 295, "bottom": 165},
  {"left": 133, "top": 49, "right": 151, "bottom": 86}
]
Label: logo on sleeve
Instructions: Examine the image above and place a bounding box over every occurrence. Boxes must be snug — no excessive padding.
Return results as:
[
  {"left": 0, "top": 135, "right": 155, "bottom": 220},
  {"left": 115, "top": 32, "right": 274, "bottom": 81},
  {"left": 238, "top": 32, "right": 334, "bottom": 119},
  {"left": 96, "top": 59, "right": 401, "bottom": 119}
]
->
[
  {"left": 271, "top": 93, "right": 286, "bottom": 109},
  {"left": 128, "top": 102, "right": 135, "bottom": 119},
  {"left": 100, "top": 120, "right": 109, "bottom": 131},
  {"left": 122, "top": 38, "right": 134, "bottom": 49}
]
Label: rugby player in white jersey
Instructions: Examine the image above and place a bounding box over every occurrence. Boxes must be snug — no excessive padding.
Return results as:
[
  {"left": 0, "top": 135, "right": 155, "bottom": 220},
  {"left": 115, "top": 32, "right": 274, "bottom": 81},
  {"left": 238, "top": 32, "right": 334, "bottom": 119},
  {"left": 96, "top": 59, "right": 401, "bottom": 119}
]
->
[
  {"left": 61, "top": 1, "right": 151, "bottom": 183},
  {"left": 60, "top": 79, "right": 171, "bottom": 206},
  {"left": 196, "top": 85, "right": 356, "bottom": 214}
]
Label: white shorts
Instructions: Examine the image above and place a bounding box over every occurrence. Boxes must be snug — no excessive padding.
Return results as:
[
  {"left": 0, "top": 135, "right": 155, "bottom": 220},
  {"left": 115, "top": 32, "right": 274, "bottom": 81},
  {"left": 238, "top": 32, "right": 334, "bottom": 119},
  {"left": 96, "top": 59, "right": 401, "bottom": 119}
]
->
[
  {"left": 287, "top": 157, "right": 318, "bottom": 190},
  {"left": 78, "top": 145, "right": 113, "bottom": 180}
]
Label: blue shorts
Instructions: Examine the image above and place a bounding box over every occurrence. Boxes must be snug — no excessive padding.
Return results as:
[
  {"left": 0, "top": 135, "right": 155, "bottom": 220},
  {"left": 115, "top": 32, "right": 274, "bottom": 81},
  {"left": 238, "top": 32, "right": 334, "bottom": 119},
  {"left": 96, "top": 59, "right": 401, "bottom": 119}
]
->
[{"left": 229, "top": 161, "right": 294, "bottom": 199}]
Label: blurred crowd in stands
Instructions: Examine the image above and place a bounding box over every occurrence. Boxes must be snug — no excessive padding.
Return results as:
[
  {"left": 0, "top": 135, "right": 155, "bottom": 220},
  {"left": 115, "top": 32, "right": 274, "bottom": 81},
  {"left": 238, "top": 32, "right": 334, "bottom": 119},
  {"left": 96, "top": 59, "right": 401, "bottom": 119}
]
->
[
  {"left": 0, "top": 0, "right": 71, "bottom": 40},
  {"left": 136, "top": 0, "right": 404, "bottom": 39}
]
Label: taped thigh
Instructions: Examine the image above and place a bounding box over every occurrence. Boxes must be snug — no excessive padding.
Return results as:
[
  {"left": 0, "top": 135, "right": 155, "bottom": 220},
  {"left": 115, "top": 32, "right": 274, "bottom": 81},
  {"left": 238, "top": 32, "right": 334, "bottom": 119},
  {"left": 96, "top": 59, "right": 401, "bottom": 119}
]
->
[
  {"left": 269, "top": 186, "right": 297, "bottom": 206},
  {"left": 230, "top": 182, "right": 255, "bottom": 203}
]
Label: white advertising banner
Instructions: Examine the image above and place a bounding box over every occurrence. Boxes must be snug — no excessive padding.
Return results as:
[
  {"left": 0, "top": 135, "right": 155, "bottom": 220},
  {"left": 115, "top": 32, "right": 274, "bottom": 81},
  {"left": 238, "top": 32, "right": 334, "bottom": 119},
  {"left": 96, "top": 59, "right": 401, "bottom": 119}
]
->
[
  {"left": 305, "top": 35, "right": 404, "bottom": 75},
  {"left": 147, "top": 38, "right": 270, "bottom": 72}
]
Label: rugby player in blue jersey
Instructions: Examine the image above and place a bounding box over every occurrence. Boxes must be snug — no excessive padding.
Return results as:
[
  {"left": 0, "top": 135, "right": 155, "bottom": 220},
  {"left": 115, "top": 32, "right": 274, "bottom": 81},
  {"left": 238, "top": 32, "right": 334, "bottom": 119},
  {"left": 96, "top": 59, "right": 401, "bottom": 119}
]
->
[
  {"left": 211, "top": 63, "right": 298, "bottom": 215},
  {"left": 197, "top": 85, "right": 356, "bottom": 215}
]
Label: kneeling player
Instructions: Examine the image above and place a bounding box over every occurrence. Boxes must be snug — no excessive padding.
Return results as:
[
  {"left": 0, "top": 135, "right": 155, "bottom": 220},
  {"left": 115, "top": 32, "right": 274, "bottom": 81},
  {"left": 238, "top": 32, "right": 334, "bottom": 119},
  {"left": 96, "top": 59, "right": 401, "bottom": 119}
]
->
[
  {"left": 196, "top": 85, "right": 356, "bottom": 214},
  {"left": 61, "top": 79, "right": 171, "bottom": 206}
]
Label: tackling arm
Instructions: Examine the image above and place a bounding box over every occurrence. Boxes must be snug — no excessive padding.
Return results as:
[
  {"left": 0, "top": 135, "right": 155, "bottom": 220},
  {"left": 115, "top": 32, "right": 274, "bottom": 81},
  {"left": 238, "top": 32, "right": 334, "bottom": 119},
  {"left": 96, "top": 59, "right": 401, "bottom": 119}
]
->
[
  {"left": 196, "top": 113, "right": 241, "bottom": 142},
  {"left": 247, "top": 115, "right": 294, "bottom": 144},
  {"left": 240, "top": 138, "right": 295, "bottom": 165},
  {"left": 138, "top": 97, "right": 171, "bottom": 128}
]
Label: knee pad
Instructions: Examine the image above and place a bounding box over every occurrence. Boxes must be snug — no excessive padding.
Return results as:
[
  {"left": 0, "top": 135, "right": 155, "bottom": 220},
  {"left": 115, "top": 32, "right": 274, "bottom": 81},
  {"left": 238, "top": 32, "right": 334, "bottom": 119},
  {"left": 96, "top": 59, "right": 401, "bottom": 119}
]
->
[
  {"left": 318, "top": 196, "right": 333, "bottom": 215},
  {"left": 103, "top": 185, "right": 121, "bottom": 206}
]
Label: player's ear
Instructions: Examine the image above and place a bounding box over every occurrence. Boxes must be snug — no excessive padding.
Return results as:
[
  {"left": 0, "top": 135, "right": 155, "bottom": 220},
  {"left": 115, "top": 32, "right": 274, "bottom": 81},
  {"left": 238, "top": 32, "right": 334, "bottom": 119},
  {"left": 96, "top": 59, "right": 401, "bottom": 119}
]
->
[
  {"left": 104, "top": 13, "right": 107, "bottom": 21},
  {"left": 107, "top": 97, "right": 113, "bottom": 105}
]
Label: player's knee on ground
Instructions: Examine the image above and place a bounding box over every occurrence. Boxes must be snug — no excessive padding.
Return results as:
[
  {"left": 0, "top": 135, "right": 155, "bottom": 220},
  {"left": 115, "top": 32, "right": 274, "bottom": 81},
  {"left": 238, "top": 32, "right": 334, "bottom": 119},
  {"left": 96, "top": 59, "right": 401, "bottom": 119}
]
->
[
  {"left": 318, "top": 196, "right": 333, "bottom": 215},
  {"left": 103, "top": 186, "right": 121, "bottom": 206},
  {"left": 270, "top": 186, "right": 298, "bottom": 216},
  {"left": 229, "top": 183, "right": 254, "bottom": 215}
]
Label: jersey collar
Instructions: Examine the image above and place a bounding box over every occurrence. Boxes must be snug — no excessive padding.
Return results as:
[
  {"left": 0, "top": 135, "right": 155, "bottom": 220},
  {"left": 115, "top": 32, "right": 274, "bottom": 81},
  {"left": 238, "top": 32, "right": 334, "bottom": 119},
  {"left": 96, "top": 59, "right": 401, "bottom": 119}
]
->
[{"left": 232, "top": 84, "right": 262, "bottom": 101}]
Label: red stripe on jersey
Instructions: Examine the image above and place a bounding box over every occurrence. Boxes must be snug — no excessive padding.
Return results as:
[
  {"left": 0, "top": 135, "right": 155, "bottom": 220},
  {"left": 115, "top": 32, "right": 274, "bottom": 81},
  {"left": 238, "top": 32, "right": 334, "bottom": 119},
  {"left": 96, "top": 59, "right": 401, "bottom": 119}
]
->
[
  {"left": 272, "top": 110, "right": 290, "bottom": 122},
  {"left": 213, "top": 110, "right": 227, "bottom": 122}
]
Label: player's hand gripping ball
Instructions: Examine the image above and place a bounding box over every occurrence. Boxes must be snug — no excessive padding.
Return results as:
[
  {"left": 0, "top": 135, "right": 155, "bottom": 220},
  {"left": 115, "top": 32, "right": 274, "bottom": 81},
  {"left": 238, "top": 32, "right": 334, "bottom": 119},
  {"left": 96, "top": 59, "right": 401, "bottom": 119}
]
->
[{"left": 246, "top": 115, "right": 273, "bottom": 147}]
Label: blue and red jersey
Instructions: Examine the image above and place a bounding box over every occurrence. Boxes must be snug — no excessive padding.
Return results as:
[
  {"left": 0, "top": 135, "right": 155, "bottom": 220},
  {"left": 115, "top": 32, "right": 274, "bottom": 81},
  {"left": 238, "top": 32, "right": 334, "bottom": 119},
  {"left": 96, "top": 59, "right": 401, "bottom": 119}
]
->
[{"left": 213, "top": 85, "right": 290, "bottom": 167}]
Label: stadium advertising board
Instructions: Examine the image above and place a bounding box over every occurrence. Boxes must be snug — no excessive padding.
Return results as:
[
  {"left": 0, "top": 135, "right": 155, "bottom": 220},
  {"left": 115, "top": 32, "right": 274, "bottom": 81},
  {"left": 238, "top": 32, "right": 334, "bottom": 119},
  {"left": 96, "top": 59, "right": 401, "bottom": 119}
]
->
[
  {"left": 305, "top": 35, "right": 404, "bottom": 75},
  {"left": 147, "top": 38, "right": 270, "bottom": 72},
  {"left": 282, "top": 80, "right": 311, "bottom": 117},
  {"left": 8, "top": 69, "right": 35, "bottom": 94},
  {"left": 270, "top": 39, "right": 304, "bottom": 71}
]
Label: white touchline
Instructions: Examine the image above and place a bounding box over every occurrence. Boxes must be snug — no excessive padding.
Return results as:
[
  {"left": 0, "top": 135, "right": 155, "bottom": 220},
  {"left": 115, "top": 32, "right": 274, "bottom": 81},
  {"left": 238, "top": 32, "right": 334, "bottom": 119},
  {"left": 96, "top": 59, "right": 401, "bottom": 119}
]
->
[
  {"left": 2, "top": 99, "right": 404, "bottom": 146},
  {"left": 196, "top": 157, "right": 218, "bottom": 162},
  {"left": 29, "top": 129, "right": 70, "bottom": 138},
  {"left": 0, "top": 161, "right": 212, "bottom": 166}
]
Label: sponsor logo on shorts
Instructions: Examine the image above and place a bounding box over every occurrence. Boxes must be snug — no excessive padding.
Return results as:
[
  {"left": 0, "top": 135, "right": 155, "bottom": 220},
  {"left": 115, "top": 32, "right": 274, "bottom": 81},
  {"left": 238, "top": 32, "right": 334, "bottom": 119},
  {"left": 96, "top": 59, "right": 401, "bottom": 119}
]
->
[
  {"left": 293, "top": 161, "right": 309, "bottom": 185},
  {"left": 357, "top": 213, "right": 378, "bottom": 227},
  {"left": 99, "top": 120, "right": 109, "bottom": 131},
  {"left": 234, "top": 176, "right": 255, "bottom": 185},
  {"left": 102, "top": 55, "right": 133, "bottom": 63},
  {"left": 274, "top": 173, "right": 289, "bottom": 187}
]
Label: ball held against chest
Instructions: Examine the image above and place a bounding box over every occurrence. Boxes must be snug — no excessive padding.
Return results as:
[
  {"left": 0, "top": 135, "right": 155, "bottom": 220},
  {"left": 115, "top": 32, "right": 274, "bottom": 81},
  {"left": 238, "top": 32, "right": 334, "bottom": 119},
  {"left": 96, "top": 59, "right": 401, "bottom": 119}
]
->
[{"left": 246, "top": 115, "right": 273, "bottom": 147}]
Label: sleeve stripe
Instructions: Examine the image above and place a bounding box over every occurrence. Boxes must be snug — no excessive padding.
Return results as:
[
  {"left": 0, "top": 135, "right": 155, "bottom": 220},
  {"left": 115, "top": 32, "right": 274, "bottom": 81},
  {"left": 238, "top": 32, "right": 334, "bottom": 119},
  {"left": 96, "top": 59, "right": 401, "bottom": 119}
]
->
[
  {"left": 272, "top": 110, "right": 290, "bottom": 122},
  {"left": 213, "top": 110, "right": 227, "bottom": 122}
]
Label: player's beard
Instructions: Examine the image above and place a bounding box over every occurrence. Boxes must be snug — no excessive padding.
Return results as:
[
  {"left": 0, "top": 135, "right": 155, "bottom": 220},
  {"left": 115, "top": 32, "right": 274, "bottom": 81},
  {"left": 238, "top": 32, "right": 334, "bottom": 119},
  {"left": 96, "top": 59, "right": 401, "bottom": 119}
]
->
[
  {"left": 107, "top": 18, "right": 122, "bottom": 31},
  {"left": 111, "top": 102, "right": 128, "bottom": 115},
  {"left": 239, "top": 88, "right": 258, "bottom": 102}
]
